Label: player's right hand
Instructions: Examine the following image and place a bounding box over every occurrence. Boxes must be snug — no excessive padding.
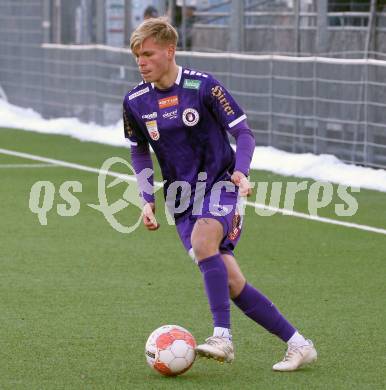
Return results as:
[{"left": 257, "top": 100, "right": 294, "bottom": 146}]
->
[{"left": 142, "top": 202, "right": 159, "bottom": 231}]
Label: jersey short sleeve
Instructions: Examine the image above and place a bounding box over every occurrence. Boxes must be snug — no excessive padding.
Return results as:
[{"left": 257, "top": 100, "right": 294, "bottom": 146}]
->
[
  {"left": 203, "top": 76, "right": 247, "bottom": 130},
  {"left": 122, "top": 99, "right": 147, "bottom": 146}
]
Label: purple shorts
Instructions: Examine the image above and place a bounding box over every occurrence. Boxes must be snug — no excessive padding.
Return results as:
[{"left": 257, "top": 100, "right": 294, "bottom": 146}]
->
[{"left": 175, "top": 184, "right": 244, "bottom": 261}]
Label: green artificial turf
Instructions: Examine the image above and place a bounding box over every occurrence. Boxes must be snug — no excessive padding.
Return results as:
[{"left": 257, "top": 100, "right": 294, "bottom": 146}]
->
[{"left": 0, "top": 128, "right": 385, "bottom": 389}]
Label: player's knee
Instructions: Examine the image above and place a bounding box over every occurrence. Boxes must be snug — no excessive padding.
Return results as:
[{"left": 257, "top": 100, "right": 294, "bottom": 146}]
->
[
  {"left": 191, "top": 221, "right": 222, "bottom": 261},
  {"left": 191, "top": 233, "right": 220, "bottom": 260},
  {"left": 191, "top": 237, "right": 218, "bottom": 260}
]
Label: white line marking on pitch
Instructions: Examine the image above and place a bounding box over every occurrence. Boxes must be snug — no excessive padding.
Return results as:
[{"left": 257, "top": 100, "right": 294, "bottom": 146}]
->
[
  {"left": 1, "top": 147, "right": 385, "bottom": 236},
  {"left": 244, "top": 201, "right": 386, "bottom": 236},
  {"left": 0, "top": 163, "right": 59, "bottom": 168}
]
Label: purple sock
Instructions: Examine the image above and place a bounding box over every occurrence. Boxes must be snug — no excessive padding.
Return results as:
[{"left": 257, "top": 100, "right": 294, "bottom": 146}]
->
[
  {"left": 232, "top": 283, "right": 296, "bottom": 342},
  {"left": 198, "top": 254, "right": 230, "bottom": 329}
]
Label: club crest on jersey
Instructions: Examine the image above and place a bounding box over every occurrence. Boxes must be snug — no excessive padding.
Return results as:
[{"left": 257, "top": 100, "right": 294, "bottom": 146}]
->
[
  {"left": 145, "top": 120, "right": 160, "bottom": 141},
  {"left": 182, "top": 108, "right": 199, "bottom": 127}
]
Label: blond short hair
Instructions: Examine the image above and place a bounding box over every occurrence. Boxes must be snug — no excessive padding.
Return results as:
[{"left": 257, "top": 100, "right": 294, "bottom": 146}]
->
[{"left": 130, "top": 17, "right": 178, "bottom": 53}]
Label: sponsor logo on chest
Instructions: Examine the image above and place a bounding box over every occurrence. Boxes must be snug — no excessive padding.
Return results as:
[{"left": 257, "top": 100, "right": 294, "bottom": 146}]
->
[
  {"left": 141, "top": 112, "right": 157, "bottom": 120},
  {"left": 183, "top": 79, "right": 201, "bottom": 90},
  {"left": 145, "top": 120, "right": 160, "bottom": 141},
  {"left": 162, "top": 109, "right": 178, "bottom": 120},
  {"left": 158, "top": 95, "right": 179, "bottom": 110}
]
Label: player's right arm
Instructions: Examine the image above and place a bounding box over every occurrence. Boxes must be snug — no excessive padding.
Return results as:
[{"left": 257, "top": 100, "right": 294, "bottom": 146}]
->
[
  {"left": 203, "top": 76, "right": 255, "bottom": 196},
  {"left": 123, "top": 99, "right": 159, "bottom": 230}
]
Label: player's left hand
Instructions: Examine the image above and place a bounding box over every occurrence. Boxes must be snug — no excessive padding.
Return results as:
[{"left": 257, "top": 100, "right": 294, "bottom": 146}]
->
[{"left": 231, "top": 171, "right": 252, "bottom": 197}]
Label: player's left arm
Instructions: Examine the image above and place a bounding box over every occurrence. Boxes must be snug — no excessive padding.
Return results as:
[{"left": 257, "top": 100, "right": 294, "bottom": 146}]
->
[
  {"left": 204, "top": 77, "right": 255, "bottom": 196},
  {"left": 227, "top": 126, "right": 255, "bottom": 197}
]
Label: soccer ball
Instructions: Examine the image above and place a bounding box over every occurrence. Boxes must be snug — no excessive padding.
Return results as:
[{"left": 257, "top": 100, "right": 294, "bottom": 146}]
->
[{"left": 145, "top": 325, "right": 196, "bottom": 376}]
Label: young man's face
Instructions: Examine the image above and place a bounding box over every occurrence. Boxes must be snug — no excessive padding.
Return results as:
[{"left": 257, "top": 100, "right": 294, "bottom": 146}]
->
[{"left": 134, "top": 37, "right": 174, "bottom": 83}]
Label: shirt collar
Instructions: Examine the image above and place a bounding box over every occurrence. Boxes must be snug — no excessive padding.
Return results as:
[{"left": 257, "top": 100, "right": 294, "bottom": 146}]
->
[
  {"left": 175, "top": 66, "right": 182, "bottom": 85},
  {"left": 150, "top": 66, "right": 182, "bottom": 89}
]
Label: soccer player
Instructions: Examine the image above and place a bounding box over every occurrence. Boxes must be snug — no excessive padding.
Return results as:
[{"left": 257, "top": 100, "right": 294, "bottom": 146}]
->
[{"left": 123, "top": 18, "right": 317, "bottom": 371}]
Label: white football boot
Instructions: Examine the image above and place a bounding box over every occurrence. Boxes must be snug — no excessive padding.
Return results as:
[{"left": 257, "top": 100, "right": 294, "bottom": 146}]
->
[
  {"left": 196, "top": 336, "right": 235, "bottom": 363},
  {"left": 272, "top": 340, "right": 317, "bottom": 371}
]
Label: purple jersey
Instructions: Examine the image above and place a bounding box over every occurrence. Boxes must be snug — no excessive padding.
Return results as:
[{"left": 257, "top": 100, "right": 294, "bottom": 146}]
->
[{"left": 123, "top": 66, "right": 248, "bottom": 219}]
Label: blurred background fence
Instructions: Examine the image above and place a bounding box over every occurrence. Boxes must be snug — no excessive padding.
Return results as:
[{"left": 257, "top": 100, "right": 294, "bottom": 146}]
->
[{"left": 0, "top": 0, "right": 386, "bottom": 168}]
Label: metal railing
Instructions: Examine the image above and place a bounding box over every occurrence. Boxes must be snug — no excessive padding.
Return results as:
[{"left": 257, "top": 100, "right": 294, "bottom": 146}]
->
[{"left": 1, "top": 0, "right": 386, "bottom": 169}]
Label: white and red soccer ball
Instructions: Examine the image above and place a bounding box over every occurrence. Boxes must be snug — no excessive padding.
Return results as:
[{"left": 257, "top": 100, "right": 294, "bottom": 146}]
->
[{"left": 145, "top": 325, "right": 196, "bottom": 376}]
